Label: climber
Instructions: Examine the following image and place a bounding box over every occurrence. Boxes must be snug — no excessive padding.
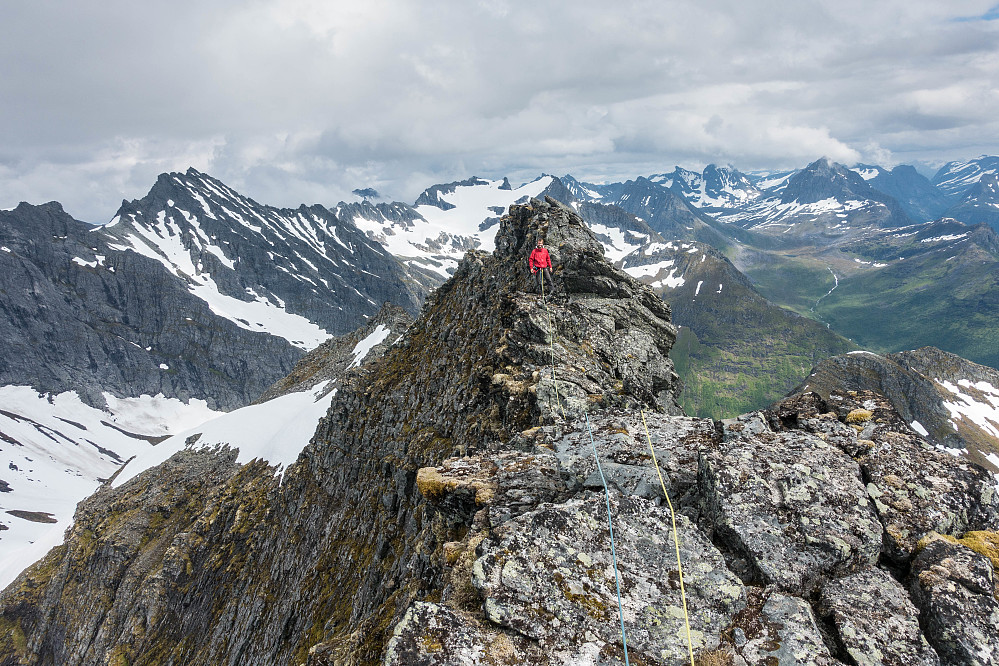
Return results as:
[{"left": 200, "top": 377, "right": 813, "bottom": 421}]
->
[{"left": 529, "top": 238, "right": 556, "bottom": 295}]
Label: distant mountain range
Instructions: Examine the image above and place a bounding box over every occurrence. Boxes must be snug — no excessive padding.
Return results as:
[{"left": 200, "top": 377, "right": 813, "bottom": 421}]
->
[{"left": 5, "top": 155, "right": 999, "bottom": 419}]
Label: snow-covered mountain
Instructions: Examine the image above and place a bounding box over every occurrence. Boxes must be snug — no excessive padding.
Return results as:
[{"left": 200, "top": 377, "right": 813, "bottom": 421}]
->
[
  {"left": 649, "top": 164, "right": 762, "bottom": 209},
  {"left": 348, "top": 175, "right": 556, "bottom": 279},
  {"left": 943, "top": 172, "right": 999, "bottom": 231},
  {"left": 104, "top": 168, "right": 423, "bottom": 344},
  {"left": 0, "top": 173, "right": 431, "bottom": 588},
  {"left": 714, "top": 157, "right": 911, "bottom": 238},
  {"left": 1, "top": 170, "right": 427, "bottom": 412},
  {"left": 932, "top": 155, "right": 999, "bottom": 200},
  {"left": 1, "top": 201, "right": 302, "bottom": 410}
]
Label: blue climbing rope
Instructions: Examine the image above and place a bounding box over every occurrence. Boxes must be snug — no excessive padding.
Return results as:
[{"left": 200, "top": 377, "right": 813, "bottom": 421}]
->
[{"left": 585, "top": 412, "right": 631, "bottom": 666}]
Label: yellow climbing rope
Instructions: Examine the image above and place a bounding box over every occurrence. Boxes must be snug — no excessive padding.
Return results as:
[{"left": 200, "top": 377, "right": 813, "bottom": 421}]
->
[{"left": 641, "top": 410, "right": 695, "bottom": 666}]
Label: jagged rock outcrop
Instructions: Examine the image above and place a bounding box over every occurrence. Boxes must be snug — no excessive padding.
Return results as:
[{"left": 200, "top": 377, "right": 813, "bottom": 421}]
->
[
  {"left": 909, "top": 534, "right": 999, "bottom": 665},
  {"left": 819, "top": 567, "right": 940, "bottom": 666},
  {"left": 699, "top": 411, "right": 883, "bottom": 594},
  {"left": 1, "top": 196, "right": 997, "bottom": 666},
  {"left": 769, "top": 390, "right": 999, "bottom": 563}
]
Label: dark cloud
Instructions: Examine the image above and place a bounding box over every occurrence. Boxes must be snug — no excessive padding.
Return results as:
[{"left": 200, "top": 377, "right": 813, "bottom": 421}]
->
[{"left": 1, "top": 0, "right": 997, "bottom": 221}]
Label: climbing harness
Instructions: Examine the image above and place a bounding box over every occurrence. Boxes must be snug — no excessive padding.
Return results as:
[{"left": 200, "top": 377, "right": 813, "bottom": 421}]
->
[
  {"left": 536, "top": 268, "right": 696, "bottom": 665},
  {"left": 641, "top": 410, "right": 695, "bottom": 666}
]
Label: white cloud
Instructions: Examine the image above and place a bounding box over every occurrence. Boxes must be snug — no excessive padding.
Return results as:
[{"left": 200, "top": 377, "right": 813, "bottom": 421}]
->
[{"left": 1, "top": 0, "right": 997, "bottom": 220}]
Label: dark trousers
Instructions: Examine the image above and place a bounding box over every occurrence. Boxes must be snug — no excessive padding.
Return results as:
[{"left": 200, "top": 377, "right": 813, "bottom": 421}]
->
[{"left": 534, "top": 267, "right": 554, "bottom": 294}]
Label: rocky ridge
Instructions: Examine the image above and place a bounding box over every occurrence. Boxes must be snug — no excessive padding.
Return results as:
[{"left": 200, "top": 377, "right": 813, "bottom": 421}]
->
[
  {"left": 797, "top": 347, "right": 999, "bottom": 475},
  {"left": 1, "top": 197, "right": 997, "bottom": 665},
  {"left": 0, "top": 196, "right": 682, "bottom": 665}
]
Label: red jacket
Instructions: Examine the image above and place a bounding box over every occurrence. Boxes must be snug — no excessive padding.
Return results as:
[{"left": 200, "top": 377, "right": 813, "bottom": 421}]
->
[{"left": 529, "top": 247, "right": 552, "bottom": 271}]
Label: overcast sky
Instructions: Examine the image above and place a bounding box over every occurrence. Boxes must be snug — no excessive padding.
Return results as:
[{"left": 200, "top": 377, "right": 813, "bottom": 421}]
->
[{"left": 1, "top": 0, "right": 997, "bottom": 222}]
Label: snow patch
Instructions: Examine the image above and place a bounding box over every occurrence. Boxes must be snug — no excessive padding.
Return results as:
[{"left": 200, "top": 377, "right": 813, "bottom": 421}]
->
[
  {"left": 349, "top": 325, "right": 391, "bottom": 368},
  {"left": 935, "top": 378, "right": 999, "bottom": 439},
  {"left": 112, "top": 382, "right": 336, "bottom": 490},
  {"left": 920, "top": 234, "right": 968, "bottom": 243}
]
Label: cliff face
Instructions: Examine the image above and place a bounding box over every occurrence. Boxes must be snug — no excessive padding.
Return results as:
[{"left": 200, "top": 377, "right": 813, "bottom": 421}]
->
[
  {"left": 2, "top": 198, "right": 997, "bottom": 665},
  {"left": 0, "top": 201, "right": 302, "bottom": 409}
]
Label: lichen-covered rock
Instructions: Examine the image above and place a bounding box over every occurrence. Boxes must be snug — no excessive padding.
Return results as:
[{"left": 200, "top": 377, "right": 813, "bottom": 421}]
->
[
  {"left": 862, "top": 428, "right": 999, "bottom": 562},
  {"left": 553, "top": 410, "right": 717, "bottom": 509},
  {"left": 909, "top": 534, "right": 999, "bottom": 666},
  {"left": 771, "top": 390, "right": 999, "bottom": 563},
  {"left": 472, "top": 495, "right": 746, "bottom": 665},
  {"left": 819, "top": 567, "right": 940, "bottom": 666},
  {"left": 382, "top": 602, "right": 544, "bottom": 665},
  {"left": 416, "top": 449, "right": 568, "bottom": 529},
  {"left": 731, "top": 588, "right": 842, "bottom": 666},
  {"left": 699, "top": 413, "right": 882, "bottom": 594}
]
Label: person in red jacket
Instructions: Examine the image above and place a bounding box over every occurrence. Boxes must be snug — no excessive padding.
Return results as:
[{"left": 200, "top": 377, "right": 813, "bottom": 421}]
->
[{"left": 529, "top": 238, "right": 555, "bottom": 295}]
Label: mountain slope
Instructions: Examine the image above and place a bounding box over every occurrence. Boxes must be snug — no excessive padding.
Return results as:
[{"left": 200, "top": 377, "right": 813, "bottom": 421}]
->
[
  {"left": 812, "top": 220, "right": 999, "bottom": 368},
  {"left": 932, "top": 155, "right": 999, "bottom": 200},
  {"left": 796, "top": 346, "right": 999, "bottom": 475},
  {"left": 943, "top": 172, "right": 999, "bottom": 231},
  {"left": 858, "top": 164, "right": 951, "bottom": 222},
  {"left": 0, "top": 305, "right": 409, "bottom": 592},
  {"left": 0, "top": 387, "right": 221, "bottom": 588},
  {"left": 618, "top": 240, "right": 856, "bottom": 417},
  {"left": 0, "top": 201, "right": 302, "bottom": 409}
]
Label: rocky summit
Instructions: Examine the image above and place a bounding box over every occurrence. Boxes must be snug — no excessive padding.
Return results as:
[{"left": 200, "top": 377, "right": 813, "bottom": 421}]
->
[{"left": 2, "top": 199, "right": 998, "bottom": 666}]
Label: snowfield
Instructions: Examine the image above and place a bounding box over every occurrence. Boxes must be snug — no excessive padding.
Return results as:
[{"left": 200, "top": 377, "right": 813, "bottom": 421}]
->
[
  {"left": 110, "top": 380, "right": 337, "bottom": 490},
  {"left": 0, "top": 387, "right": 221, "bottom": 589}
]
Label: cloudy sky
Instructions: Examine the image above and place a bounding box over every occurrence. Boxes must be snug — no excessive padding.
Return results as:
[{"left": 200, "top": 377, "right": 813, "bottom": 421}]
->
[{"left": 2, "top": 0, "right": 998, "bottom": 222}]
